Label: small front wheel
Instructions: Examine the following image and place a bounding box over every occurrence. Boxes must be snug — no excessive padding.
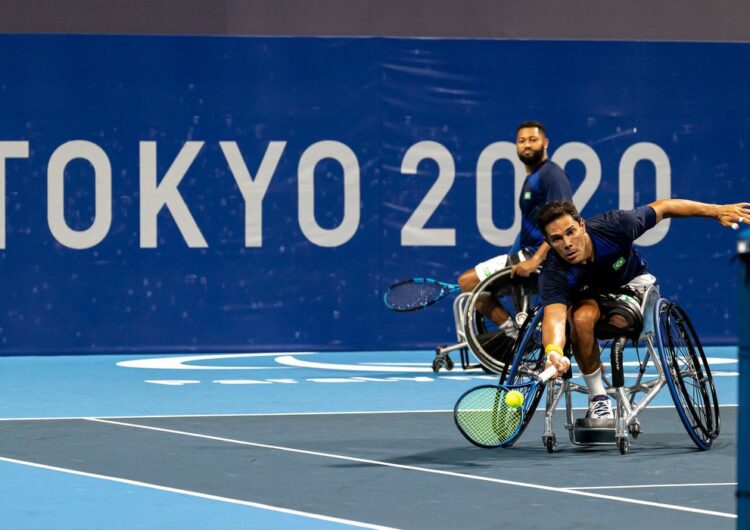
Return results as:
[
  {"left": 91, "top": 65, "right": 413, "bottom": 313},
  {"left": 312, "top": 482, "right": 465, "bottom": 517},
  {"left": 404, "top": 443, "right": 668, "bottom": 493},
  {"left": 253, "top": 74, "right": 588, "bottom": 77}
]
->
[
  {"left": 628, "top": 421, "right": 641, "bottom": 439},
  {"left": 431, "top": 355, "right": 443, "bottom": 373},
  {"left": 445, "top": 356, "right": 454, "bottom": 371}
]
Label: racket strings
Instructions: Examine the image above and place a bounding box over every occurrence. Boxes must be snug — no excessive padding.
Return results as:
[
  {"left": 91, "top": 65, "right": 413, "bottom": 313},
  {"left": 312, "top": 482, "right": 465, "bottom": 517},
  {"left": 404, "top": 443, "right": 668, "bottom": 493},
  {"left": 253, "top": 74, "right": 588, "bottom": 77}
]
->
[
  {"left": 385, "top": 281, "right": 445, "bottom": 311},
  {"left": 455, "top": 387, "right": 523, "bottom": 446}
]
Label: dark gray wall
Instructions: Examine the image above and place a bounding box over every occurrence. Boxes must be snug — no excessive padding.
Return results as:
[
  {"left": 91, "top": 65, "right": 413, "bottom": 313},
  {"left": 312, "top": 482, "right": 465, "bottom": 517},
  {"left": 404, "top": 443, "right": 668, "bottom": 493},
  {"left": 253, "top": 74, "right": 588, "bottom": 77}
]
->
[{"left": 1, "top": 0, "right": 749, "bottom": 41}]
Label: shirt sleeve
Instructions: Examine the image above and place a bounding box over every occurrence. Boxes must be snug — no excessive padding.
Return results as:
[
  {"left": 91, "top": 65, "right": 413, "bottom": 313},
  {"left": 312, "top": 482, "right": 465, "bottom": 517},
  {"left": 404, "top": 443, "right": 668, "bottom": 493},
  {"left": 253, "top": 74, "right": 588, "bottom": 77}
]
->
[
  {"left": 540, "top": 164, "right": 573, "bottom": 202},
  {"left": 615, "top": 205, "right": 658, "bottom": 240}
]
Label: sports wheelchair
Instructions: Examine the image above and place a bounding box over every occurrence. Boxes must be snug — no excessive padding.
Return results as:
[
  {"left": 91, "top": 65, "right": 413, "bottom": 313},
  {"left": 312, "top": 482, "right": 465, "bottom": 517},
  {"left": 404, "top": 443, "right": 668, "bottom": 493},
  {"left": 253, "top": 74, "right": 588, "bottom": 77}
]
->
[
  {"left": 432, "top": 266, "right": 536, "bottom": 373},
  {"left": 498, "top": 284, "right": 720, "bottom": 454}
]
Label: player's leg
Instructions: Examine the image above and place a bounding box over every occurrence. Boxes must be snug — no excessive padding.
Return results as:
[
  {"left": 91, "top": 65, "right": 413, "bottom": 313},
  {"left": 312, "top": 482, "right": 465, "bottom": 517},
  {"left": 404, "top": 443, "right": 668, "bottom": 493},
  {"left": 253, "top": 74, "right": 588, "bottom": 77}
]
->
[
  {"left": 458, "top": 255, "right": 514, "bottom": 336},
  {"left": 568, "top": 299, "right": 613, "bottom": 419}
]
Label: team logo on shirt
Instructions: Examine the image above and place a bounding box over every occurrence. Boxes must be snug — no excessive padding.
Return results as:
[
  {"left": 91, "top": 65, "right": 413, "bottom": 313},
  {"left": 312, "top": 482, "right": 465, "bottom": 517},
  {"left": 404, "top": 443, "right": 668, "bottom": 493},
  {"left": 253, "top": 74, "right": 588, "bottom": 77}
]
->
[
  {"left": 523, "top": 191, "right": 532, "bottom": 200},
  {"left": 612, "top": 257, "right": 626, "bottom": 271}
]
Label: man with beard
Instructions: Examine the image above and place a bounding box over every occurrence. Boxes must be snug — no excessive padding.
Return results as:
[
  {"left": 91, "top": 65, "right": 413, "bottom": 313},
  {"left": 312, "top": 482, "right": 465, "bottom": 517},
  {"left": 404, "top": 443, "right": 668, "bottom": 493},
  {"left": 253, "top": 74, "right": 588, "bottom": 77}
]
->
[
  {"left": 537, "top": 199, "right": 750, "bottom": 419},
  {"left": 457, "top": 121, "right": 572, "bottom": 346}
]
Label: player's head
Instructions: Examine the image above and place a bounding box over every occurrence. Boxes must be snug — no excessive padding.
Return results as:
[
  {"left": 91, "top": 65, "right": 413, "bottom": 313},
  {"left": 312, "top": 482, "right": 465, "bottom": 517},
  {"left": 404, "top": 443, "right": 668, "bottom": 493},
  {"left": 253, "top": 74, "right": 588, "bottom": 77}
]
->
[
  {"left": 538, "top": 200, "right": 590, "bottom": 264},
  {"left": 516, "top": 120, "right": 549, "bottom": 168}
]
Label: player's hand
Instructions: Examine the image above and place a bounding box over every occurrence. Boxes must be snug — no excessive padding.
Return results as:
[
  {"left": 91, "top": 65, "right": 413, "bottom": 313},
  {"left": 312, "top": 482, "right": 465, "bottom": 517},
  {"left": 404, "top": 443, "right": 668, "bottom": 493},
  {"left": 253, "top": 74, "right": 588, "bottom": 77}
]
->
[
  {"left": 511, "top": 259, "right": 539, "bottom": 278},
  {"left": 545, "top": 351, "right": 570, "bottom": 379},
  {"left": 717, "top": 202, "right": 750, "bottom": 229}
]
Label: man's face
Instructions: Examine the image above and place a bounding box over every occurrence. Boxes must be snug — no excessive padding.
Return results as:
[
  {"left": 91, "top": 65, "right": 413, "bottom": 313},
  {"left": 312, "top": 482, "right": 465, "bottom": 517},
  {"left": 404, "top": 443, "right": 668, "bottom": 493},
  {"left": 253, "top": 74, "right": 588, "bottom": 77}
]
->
[
  {"left": 545, "top": 214, "right": 589, "bottom": 264},
  {"left": 516, "top": 127, "right": 548, "bottom": 167}
]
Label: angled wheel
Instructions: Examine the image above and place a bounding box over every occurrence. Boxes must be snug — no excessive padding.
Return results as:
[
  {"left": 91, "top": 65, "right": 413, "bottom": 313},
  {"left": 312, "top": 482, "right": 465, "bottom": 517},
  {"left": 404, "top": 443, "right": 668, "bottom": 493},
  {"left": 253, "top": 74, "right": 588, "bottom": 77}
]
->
[
  {"left": 628, "top": 420, "right": 641, "bottom": 439},
  {"left": 464, "top": 268, "right": 530, "bottom": 374},
  {"left": 656, "top": 299, "right": 720, "bottom": 450},
  {"left": 499, "top": 305, "right": 548, "bottom": 446},
  {"left": 445, "top": 356, "right": 455, "bottom": 371},
  {"left": 543, "top": 433, "right": 558, "bottom": 453}
]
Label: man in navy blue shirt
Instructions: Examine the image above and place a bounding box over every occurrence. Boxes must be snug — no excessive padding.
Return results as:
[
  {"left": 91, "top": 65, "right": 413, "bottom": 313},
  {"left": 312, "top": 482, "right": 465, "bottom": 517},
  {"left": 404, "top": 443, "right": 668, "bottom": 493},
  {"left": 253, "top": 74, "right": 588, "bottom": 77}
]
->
[
  {"left": 537, "top": 199, "right": 750, "bottom": 419},
  {"left": 457, "top": 121, "right": 572, "bottom": 340}
]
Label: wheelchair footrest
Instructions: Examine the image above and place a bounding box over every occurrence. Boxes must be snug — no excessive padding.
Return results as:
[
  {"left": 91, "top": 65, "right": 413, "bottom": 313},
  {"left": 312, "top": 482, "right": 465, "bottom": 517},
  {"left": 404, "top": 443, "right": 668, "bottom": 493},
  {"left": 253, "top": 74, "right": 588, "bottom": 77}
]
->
[{"left": 573, "top": 418, "right": 616, "bottom": 444}]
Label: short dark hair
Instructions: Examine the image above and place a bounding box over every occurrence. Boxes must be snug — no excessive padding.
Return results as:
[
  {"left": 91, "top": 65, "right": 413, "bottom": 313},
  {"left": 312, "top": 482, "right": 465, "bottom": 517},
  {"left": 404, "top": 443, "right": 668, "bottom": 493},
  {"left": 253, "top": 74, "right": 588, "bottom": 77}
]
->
[
  {"left": 516, "top": 120, "right": 546, "bottom": 135},
  {"left": 537, "top": 200, "right": 581, "bottom": 235}
]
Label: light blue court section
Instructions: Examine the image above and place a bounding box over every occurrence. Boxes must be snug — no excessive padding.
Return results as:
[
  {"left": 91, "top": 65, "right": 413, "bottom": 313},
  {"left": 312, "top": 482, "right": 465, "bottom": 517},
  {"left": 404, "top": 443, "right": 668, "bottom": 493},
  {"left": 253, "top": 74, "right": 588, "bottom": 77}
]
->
[
  {"left": 0, "top": 459, "right": 356, "bottom": 530},
  {"left": 0, "top": 347, "right": 738, "bottom": 419}
]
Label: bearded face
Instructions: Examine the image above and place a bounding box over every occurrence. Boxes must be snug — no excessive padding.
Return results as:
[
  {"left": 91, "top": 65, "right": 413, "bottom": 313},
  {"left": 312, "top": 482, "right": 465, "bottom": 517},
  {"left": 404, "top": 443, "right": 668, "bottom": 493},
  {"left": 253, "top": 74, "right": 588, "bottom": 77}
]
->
[
  {"left": 517, "top": 144, "right": 545, "bottom": 167},
  {"left": 516, "top": 127, "right": 548, "bottom": 169}
]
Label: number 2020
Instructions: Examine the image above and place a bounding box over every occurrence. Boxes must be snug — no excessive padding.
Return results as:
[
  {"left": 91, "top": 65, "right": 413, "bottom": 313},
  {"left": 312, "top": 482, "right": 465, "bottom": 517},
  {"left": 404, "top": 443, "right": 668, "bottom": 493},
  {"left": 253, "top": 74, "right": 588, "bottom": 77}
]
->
[{"left": 401, "top": 141, "right": 671, "bottom": 248}]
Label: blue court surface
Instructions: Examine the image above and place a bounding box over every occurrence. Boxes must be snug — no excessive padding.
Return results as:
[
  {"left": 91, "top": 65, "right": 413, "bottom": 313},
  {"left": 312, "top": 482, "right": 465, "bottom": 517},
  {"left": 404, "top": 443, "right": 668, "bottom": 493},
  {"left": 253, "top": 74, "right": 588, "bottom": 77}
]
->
[{"left": 0, "top": 347, "right": 739, "bottom": 529}]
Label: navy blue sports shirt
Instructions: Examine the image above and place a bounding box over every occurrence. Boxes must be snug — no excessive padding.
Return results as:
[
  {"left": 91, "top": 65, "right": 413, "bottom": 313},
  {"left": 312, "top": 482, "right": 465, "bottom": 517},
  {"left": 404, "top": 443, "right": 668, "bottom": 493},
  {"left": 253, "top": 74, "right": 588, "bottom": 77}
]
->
[
  {"left": 539, "top": 205, "right": 658, "bottom": 306},
  {"left": 510, "top": 160, "right": 572, "bottom": 254}
]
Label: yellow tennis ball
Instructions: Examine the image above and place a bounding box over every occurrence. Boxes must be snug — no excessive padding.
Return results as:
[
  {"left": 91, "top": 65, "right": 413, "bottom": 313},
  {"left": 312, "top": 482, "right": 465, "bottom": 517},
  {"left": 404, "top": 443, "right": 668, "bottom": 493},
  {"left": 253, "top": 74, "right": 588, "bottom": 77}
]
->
[{"left": 504, "top": 390, "right": 524, "bottom": 408}]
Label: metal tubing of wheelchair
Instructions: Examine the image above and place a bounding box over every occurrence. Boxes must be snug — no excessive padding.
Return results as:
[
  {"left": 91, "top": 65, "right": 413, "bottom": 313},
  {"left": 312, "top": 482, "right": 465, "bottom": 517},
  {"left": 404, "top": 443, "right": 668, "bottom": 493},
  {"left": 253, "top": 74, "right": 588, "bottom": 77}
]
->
[
  {"left": 436, "top": 341, "right": 467, "bottom": 355},
  {"left": 616, "top": 405, "right": 628, "bottom": 439},
  {"left": 615, "top": 387, "right": 633, "bottom": 416},
  {"left": 564, "top": 382, "right": 577, "bottom": 438},
  {"left": 622, "top": 379, "right": 666, "bottom": 428},
  {"left": 629, "top": 348, "right": 651, "bottom": 393},
  {"left": 565, "top": 381, "right": 592, "bottom": 395},
  {"left": 645, "top": 337, "right": 668, "bottom": 380},
  {"left": 451, "top": 292, "right": 470, "bottom": 343},
  {"left": 544, "top": 380, "right": 565, "bottom": 436},
  {"left": 626, "top": 379, "right": 662, "bottom": 396}
]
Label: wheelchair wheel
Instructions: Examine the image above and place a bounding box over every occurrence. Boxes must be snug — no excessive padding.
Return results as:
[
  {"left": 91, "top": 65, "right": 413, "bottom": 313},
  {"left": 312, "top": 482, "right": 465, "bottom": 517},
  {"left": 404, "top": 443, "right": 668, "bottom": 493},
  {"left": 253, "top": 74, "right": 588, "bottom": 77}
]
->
[
  {"left": 501, "top": 305, "right": 548, "bottom": 445},
  {"left": 656, "top": 299, "right": 720, "bottom": 450},
  {"left": 464, "top": 268, "right": 531, "bottom": 374}
]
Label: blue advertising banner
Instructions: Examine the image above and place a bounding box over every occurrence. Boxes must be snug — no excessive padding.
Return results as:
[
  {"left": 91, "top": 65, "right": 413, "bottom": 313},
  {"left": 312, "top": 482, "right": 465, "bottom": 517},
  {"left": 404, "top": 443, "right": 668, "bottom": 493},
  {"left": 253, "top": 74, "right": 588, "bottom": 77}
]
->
[{"left": 0, "top": 35, "right": 747, "bottom": 354}]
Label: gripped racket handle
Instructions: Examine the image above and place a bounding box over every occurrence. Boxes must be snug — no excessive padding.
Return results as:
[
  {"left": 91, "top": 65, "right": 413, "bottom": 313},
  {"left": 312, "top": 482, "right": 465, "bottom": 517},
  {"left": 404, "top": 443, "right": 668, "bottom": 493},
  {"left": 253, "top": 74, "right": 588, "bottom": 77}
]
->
[{"left": 538, "top": 364, "right": 562, "bottom": 383}]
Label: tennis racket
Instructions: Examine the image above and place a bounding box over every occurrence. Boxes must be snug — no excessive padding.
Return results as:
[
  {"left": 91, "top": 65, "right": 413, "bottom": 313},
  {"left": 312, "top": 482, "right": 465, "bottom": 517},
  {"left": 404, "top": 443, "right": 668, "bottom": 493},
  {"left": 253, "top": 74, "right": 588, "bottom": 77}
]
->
[
  {"left": 454, "top": 364, "right": 558, "bottom": 448},
  {"left": 383, "top": 278, "right": 460, "bottom": 312}
]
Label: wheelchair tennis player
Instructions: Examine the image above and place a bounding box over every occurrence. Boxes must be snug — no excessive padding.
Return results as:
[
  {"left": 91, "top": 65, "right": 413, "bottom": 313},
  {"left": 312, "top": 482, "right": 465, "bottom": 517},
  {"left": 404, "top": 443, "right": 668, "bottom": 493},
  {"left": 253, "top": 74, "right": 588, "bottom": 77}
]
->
[
  {"left": 457, "top": 121, "right": 572, "bottom": 349},
  {"left": 536, "top": 198, "right": 750, "bottom": 419}
]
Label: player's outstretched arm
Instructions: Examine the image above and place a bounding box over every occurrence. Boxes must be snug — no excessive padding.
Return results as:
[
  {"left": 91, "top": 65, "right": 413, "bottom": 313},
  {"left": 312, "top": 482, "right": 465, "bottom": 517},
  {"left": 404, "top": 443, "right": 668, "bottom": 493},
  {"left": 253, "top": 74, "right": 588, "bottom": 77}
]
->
[
  {"left": 649, "top": 199, "right": 750, "bottom": 228},
  {"left": 542, "top": 303, "right": 570, "bottom": 378}
]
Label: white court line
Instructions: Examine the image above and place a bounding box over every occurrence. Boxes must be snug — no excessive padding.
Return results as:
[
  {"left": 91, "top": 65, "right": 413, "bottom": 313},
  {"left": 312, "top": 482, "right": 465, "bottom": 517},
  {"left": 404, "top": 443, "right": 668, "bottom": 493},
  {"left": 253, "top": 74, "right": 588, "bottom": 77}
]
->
[
  {"left": 567, "top": 482, "right": 737, "bottom": 491},
  {"left": 0, "top": 456, "right": 396, "bottom": 530},
  {"left": 0, "top": 403, "right": 738, "bottom": 422},
  {"left": 0, "top": 409, "right": 455, "bottom": 422},
  {"left": 87, "top": 417, "right": 736, "bottom": 520}
]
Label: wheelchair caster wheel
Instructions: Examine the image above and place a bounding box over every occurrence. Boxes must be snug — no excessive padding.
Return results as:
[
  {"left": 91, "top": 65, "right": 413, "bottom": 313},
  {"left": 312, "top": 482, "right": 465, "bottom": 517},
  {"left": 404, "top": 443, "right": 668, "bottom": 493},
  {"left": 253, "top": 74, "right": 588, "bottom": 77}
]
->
[
  {"left": 628, "top": 421, "right": 641, "bottom": 439},
  {"left": 444, "top": 356, "right": 454, "bottom": 371},
  {"left": 543, "top": 434, "right": 557, "bottom": 453},
  {"left": 617, "top": 438, "right": 629, "bottom": 455},
  {"left": 431, "top": 357, "right": 443, "bottom": 373}
]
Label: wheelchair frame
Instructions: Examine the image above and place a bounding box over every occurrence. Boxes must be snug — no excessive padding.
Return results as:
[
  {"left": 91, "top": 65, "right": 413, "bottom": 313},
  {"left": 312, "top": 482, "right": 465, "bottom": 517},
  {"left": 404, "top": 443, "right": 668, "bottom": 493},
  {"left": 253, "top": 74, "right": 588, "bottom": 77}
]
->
[
  {"left": 431, "top": 267, "right": 534, "bottom": 373},
  {"left": 504, "top": 284, "right": 721, "bottom": 454}
]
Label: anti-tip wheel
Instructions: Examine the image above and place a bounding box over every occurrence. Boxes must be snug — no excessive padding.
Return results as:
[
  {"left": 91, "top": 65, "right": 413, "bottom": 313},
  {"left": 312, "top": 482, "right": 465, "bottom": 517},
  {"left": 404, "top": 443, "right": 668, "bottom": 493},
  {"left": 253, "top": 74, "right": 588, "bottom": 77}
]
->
[
  {"left": 617, "top": 438, "right": 629, "bottom": 455},
  {"left": 628, "top": 421, "right": 641, "bottom": 439},
  {"left": 543, "top": 434, "right": 558, "bottom": 454}
]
